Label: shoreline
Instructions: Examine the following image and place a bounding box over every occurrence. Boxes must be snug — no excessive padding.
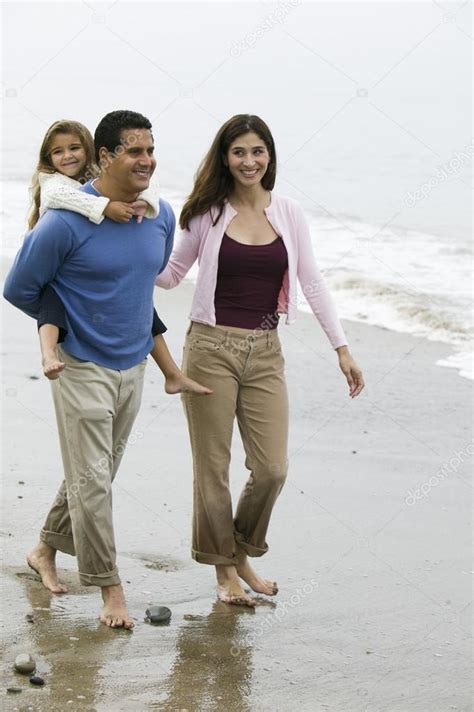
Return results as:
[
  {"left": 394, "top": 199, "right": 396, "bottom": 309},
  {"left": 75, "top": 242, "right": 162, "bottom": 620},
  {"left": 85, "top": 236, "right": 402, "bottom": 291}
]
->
[
  {"left": 1, "top": 253, "right": 470, "bottom": 382},
  {"left": 2, "top": 174, "right": 472, "bottom": 379}
]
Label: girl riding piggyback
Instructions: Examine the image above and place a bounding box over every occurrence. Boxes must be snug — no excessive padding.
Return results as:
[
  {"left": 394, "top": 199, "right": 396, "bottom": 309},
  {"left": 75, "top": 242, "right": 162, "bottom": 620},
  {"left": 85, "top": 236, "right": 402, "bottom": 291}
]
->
[{"left": 29, "top": 119, "right": 159, "bottom": 379}]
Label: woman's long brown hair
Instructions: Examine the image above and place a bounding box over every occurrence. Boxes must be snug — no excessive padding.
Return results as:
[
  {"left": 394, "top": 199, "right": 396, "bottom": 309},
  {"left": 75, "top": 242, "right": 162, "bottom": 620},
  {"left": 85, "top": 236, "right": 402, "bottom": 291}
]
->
[
  {"left": 28, "top": 120, "right": 98, "bottom": 229},
  {"left": 179, "top": 114, "right": 277, "bottom": 230}
]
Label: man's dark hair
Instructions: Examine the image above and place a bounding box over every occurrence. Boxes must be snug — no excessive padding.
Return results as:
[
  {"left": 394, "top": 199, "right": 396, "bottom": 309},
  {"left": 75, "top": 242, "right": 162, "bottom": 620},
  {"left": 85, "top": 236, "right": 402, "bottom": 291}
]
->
[{"left": 94, "top": 110, "right": 153, "bottom": 163}]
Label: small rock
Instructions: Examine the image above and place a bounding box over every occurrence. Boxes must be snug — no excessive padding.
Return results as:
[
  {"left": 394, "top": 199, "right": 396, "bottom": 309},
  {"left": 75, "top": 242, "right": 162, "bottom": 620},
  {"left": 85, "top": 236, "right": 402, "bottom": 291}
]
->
[
  {"left": 69, "top": 637, "right": 79, "bottom": 641},
  {"left": 28, "top": 376, "right": 40, "bottom": 380},
  {"left": 25, "top": 613, "right": 34, "bottom": 623},
  {"left": 29, "top": 675, "right": 45, "bottom": 686},
  {"left": 14, "top": 653, "right": 36, "bottom": 674},
  {"left": 7, "top": 687, "right": 23, "bottom": 693},
  {"left": 18, "top": 481, "right": 25, "bottom": 484},
  {"left": 144, "top": 606, "right": 172, "bottom": 624}
]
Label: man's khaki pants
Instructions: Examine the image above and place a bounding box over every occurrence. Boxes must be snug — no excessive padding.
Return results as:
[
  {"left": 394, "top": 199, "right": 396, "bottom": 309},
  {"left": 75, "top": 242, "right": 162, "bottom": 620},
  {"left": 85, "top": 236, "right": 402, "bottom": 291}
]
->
[
  {"left": 40, "top": 347, "right": 146, "bottom": 587},
  {"left": 182, "top": 322, "right": 289, "bottom": 566}
]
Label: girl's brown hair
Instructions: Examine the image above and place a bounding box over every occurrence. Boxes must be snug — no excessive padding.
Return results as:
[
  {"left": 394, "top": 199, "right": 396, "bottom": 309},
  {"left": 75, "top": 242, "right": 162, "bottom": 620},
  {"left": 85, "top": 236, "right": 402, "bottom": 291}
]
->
[
  {"left": 179, "top": 114, "right": 277, "bottom": 230},
  {"left": 28, "top": 120, "right": 98, "bottom": 229}
]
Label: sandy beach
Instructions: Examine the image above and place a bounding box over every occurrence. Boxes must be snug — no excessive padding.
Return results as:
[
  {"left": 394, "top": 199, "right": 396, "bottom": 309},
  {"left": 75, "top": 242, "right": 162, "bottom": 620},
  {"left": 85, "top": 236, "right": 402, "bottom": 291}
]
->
[{"left": 1, "top": 261, "right": 472, "bottom": 712}]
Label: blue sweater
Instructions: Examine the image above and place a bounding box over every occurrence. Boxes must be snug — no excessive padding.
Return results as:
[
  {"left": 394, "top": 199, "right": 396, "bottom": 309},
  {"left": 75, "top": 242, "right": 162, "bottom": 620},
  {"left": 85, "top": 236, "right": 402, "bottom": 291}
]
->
[{"left": 4, "top": 181, "right": 175, "bottom": 369}]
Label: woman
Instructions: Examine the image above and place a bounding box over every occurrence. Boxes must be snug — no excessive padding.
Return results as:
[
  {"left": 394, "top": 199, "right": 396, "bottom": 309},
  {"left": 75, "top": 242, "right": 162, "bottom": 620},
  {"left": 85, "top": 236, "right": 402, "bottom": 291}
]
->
[{"left": 156, "top": 114, "right": 364, "bottom": 606}]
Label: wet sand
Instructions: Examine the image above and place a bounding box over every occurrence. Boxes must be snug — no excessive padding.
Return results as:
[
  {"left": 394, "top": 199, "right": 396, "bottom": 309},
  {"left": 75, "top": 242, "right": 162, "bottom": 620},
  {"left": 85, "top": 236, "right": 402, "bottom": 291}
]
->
[{"left": 1, "top": 265, "right": 472, "bottom": 711}]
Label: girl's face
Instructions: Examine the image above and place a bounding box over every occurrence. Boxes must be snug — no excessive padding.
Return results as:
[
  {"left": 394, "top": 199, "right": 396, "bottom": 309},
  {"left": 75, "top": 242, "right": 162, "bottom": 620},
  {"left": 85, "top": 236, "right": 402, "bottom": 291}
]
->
[
  {"left": 226, "top": 131, "right": 270, "bottom": 188},
  {"left": 48, "top": 133, "right": 87, "bottom": 179}
]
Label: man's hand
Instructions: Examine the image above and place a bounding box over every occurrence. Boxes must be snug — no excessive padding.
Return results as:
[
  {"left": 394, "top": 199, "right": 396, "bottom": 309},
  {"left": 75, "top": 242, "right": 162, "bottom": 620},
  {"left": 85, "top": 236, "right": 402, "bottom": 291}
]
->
[
  {"left": 336, "top": 346, "right": 365, "bottom": 398},
  {"left": 104, "top": 201, "right": 135, "bottom": 223},
  {"left": 42, "top": 351, "right": 66, "bottom": 380},
  {"left": 130, "top": 199, "right": 149, "bottom": 225}
]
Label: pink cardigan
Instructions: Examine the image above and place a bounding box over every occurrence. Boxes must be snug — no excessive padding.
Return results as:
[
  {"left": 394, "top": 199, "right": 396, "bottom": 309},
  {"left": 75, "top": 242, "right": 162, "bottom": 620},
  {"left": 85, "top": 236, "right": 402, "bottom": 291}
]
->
[{"left": 155, "top": 193, "right": 348, "bottom": 349}]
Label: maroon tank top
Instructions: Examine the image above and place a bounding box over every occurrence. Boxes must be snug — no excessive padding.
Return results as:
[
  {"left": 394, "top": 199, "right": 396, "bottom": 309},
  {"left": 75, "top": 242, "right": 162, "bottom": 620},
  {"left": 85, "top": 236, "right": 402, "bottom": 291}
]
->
[{"left": 214, "top": 233, "right": 288, "bottom": 330}]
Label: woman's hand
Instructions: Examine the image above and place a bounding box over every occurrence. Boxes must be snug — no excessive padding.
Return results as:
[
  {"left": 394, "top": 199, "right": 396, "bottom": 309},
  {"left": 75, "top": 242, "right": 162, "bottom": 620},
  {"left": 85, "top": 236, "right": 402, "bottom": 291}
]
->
[{"left": 336, "top": 346, "right": 365, "bottom": 398}]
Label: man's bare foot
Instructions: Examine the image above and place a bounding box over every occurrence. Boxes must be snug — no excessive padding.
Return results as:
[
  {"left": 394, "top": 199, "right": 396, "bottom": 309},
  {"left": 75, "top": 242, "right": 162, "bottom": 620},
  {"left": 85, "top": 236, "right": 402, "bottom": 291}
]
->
[
  {"left": 215, "top": 565, "right": 256, "bottom": 607},
  {"left": 27, "top": 542, "right": 68, "bottom": 593},
  {"left": 100, "top": 584, "right": 134, "bottom": 629},
  {"left": 165, "top": 372, "right": 212, "bottom": 396},
  {"left": 42, "top": 353, "right": 65, "bottom": 380},
  {"left": 236, "top": 551, "right": 278, "bottom": 596}
]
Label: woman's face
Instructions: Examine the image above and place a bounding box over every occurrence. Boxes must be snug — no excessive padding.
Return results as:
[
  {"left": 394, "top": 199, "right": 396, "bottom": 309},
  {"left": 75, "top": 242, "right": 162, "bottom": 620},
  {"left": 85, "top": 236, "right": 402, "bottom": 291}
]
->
[
  {"left": 226, "top": 131, "right": 270, "bottom": 187},
  {"left": 49, "top": 133, "right": 87, "bottom": 179}
]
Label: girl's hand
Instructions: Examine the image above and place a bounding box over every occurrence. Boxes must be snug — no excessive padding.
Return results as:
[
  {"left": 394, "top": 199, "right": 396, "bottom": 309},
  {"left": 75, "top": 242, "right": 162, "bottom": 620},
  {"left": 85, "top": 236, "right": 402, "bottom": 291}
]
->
[
  {"left": 104, "top": 201, "right": 135, "bottom": 223},
  {"left": 336, "top": 347, "right": 365, "bottom": 398},
  {"left": 130, "top": 199, "right": 149, "bottom": 225}
]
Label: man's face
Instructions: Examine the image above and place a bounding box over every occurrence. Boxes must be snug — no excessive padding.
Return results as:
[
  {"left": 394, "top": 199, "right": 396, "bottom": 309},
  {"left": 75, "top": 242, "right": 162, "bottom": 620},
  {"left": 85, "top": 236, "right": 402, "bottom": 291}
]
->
[{"left": 102, "top": 128, "right": 156, "bottom": 193}]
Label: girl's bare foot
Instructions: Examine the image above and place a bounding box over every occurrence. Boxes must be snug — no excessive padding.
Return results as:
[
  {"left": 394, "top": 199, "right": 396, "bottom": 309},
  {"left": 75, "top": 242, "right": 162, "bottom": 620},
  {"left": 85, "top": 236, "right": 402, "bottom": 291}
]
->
[
  {"left": 236, "top": 551, "right": 278, "bottom": 596},
  {"left": 165, "top": 372, "right": 212, "bottom": 396},
  {"left": 100, "top": 584, "right": 134, "bottom": 629},
  {"left": 42, "top": 353, "right": 65, "bottom": 380},
  {"left": 215, "top": 565, "right": 256, "bottom": 607},
  {"left": 26, "top": 542, "right": 68, "bottom": 593}
]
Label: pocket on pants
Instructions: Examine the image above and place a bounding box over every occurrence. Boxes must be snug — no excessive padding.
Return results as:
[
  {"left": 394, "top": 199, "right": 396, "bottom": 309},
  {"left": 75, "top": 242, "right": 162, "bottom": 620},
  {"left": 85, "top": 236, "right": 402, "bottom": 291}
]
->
[{"left": 188, "top": 337, "right": 222, "bottom": 352}]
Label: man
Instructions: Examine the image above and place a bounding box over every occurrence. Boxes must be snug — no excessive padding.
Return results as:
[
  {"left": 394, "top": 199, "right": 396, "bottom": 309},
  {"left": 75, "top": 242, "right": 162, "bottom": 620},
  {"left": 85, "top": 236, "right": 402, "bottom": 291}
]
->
[{"left": 4, "top": 110, "right": 175, "bottom": 629}]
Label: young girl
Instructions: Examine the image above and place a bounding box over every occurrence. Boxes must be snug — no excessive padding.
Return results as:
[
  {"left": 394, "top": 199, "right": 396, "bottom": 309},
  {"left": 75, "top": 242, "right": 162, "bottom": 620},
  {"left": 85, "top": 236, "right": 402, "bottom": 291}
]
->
[
  {"left": 156, "top": 114, "right": 364, "bottom": 606},
  {"left": 32, "top": 120, "right": 209, "bottom": 396}
]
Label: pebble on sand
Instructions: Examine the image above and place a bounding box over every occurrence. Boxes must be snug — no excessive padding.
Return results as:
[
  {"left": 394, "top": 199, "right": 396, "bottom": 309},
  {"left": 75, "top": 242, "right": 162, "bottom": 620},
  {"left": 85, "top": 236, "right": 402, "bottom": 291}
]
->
[
  {"left": 29, "top": 676, "right": 45, "bottom": 686},
  {"left": 14, "top": 653, "right": 36, "bottom": 675},
  {"left": 7, "top": 687, "right": 22, "bottom": 693},
  {"left": 144, "top": 606, "right": 172, "bottom": 624}
]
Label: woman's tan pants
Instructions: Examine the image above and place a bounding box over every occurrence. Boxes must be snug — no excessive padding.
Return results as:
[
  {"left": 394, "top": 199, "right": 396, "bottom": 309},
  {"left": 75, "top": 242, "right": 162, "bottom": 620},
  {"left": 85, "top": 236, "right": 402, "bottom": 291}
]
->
[
  {"left": 40, "top": 347, "right": 146, "bottom": 587},
  {"left": 182, "top": 322, "right": 289, "bottom": 566}
]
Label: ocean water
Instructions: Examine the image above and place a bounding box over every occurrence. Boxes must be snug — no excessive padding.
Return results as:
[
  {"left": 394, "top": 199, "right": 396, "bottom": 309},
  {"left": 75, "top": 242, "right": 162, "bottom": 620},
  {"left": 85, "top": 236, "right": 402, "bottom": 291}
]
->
[
  {"left": 2, "top": 179, "right": 472, "bottom": 380},
  {"left": 1, "top": 2, "right": 472, "bottom": 379}
]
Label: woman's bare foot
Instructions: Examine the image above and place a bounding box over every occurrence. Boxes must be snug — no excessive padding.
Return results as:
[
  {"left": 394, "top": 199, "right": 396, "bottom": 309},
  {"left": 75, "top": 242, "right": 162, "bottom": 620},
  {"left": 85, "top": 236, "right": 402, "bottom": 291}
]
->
[
  {"left": 42, "top": 352, "right": 65, "bottom": 380},
  {"left": 165, "top": 372, "right": 212, "bottom": 396},
  {"left": 215, "top": 565, "right": 256, "bottom": 607},
  {"left": 236, "top": 551, "right": 278, "bottom": 596},
  {"left": 26, "top": 542, "right": 68, "bottom": 593},
  {"left": 100, "top": 584, "right": 134, "bottom": 629}
]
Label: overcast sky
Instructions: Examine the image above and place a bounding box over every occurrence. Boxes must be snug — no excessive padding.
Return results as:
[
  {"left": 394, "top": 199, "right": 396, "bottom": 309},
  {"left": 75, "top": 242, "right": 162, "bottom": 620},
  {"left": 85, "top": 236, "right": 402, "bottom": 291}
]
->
[{"left": 2, "top": 1, "right": 471, "bottom": 237}]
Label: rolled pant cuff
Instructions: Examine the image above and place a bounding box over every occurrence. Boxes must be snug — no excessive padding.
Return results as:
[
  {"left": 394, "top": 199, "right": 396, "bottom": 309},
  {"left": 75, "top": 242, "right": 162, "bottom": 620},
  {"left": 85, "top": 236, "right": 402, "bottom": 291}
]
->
[
  {"left": 192, "top": 548, "right": 239, "bottom": 566},
  {"left": 234, "top": 532, "right": 268, "bottom": 558},
  {"left": 78, "top": 568, "right": 121, "bottom": 588},
  {"left": 40, "top": 529, "right": 76, "bottom": 556}
]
